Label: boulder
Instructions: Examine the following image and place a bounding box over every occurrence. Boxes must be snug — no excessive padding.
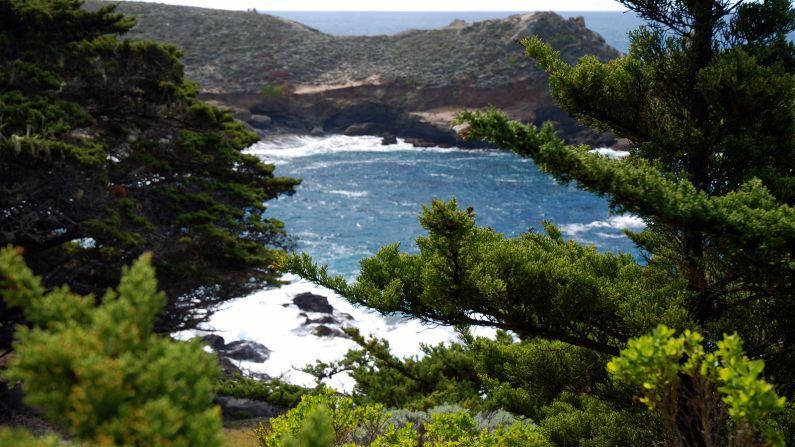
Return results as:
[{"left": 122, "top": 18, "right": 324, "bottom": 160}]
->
[
  {"left": 381, "top": 133, "right": 398, "bottom": 145},
  {"left": 214, "top": 396, "right": 282, "bottom": 420},
  {"left": 248, "top": 114, "right": 272, "bottom": 128},
  {"left": 222, "top": 340, "right": 271, "bottom": 363},
  {"left": 293, "top": 292, "right": 334, "bottom": 314}
]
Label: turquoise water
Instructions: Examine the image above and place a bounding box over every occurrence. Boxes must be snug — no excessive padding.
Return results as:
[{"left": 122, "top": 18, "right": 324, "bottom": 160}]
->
[
  {"left": 251, "top": 136, "right": 643, "bottom": 279},
  {"left": 250, "top": 12, "right": 667, "bottom": 278}
]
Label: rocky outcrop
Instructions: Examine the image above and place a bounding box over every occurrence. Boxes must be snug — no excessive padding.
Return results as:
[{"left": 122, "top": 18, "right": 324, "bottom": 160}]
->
[{"left": 86, "top": 1, "right": 621, "bottom": 146}]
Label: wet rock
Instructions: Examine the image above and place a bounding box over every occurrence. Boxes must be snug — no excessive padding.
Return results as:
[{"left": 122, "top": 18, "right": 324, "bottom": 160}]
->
[
  {"left": 200, "top": 334, "right": 226, "bottom": 351},
  {"left": 222, "top": 340, "right": 271, "bottom": 363},
  {"left": 380, "top": 133, "right": 398, "bottom": 145},
  {"left": 214, "top": 396, "right": 282, "bottom": 420},
  {"left": 293, "top": 292, "right": 334, "bottom": 314}
]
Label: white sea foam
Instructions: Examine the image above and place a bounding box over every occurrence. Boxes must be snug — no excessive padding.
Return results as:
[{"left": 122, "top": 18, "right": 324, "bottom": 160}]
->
[
  {"left": 328, "top": 190, "right": 369, "bottom": 198},
  {"left": 181, "top": 275, "right": 481, "bottom": 391},
  {"left": 590, "top": 147, "right": 630, "bottom": 160},
  {"left": 245, "top": 135, "right": 462, "bottom": 163},
  {"left": 559, "top": 215, "right": 645, "bottom": 236}
]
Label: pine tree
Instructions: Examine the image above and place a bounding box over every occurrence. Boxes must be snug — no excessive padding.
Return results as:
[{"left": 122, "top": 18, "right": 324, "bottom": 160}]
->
[
  {"left": 0, "top": 0, "right": 300, "bottom": 349},
  {"left": 290, "top": 0, "right": 795, "bottom": 444}
]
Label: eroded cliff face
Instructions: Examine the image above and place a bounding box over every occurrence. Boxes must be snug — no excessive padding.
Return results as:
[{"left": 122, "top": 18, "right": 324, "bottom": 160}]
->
[{"left": 86, "top": 2, "right": 622, "bottom": 146}]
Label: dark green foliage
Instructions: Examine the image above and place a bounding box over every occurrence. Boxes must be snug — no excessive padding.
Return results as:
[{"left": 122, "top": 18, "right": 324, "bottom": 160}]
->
[
  {"left": 0, "top": 0, "right": 300, "bottom": 349},
  {"left": 302, "top": 327, "right": 486, "bottom": 411},
  {"left": 215, "top": 375, "right": 309, "bottom": 409},
  {"left": 290, "top": 1, "right": 795, "bottom": 444}
]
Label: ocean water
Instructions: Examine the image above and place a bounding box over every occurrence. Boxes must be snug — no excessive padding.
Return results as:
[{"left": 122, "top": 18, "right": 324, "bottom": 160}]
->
[
  {"left": 202, "top": 12, "right": 655, "bottom": 387},
  {"left": 266, "top": 10, "right": 646, "bottom": 53},
  {"left": 197, "top": 137, "right": 642, "bottom": 389},
  {"left": 254, "top": 136, "right": 642, "bottom": 279}
]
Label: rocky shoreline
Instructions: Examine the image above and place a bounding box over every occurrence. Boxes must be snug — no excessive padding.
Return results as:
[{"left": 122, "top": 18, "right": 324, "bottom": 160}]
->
[{"left": 86, "top": 2, "right": 623, "bottom": 147}]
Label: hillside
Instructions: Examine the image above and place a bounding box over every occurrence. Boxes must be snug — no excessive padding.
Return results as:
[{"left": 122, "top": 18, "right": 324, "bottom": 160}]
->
[{"left": 85, "top": 1, "right": 622, "bottom": 146}]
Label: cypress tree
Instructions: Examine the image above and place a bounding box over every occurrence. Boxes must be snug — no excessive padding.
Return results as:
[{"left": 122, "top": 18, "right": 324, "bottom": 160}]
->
[
  {"left": 0, "top": 0, "right": 300, "bottom": 348},
  {"left": 290, "top": 0, "right": 795, "bottom": 443}
]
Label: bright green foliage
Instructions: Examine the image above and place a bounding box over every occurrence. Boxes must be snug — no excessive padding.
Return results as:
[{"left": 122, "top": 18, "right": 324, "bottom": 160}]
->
[
  {"left": 0, "top": 0, "right": 300, "bottom": 349},
  {"left": 278, "top": 406, "right": 336, "bottom": 447},
  {"left": 0, "top": 247, "right": 222, "bottom": 446},
  {"left": 259, "top": 388, "right": 389, "bottom": 447},
  {"left": 608, "top": 325, "right": 786, "bottom": 446}
]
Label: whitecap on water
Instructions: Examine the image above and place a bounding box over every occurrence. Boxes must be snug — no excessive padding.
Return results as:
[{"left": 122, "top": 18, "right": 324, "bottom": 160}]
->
[
  {"left": 559, "top": 214, "right": 645, "bottom": 236},
  {"left": 589, "top": 147, "right": 630, "bottom": 160},
  {"left": 327, "top": 190, "right": 369, "bottom": 198},
  {"left": 245, "top": 135, "right": 462, "bottom": 163}
]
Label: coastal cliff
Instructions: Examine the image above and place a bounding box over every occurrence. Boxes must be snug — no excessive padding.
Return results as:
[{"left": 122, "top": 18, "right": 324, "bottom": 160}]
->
[{"left": 85, "top": 2, "right": 622, "bottom": 146}]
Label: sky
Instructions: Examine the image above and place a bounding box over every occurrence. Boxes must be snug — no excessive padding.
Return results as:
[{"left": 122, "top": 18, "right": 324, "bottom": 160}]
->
[{"left": 118, "top": 0, "right": 628, "bottom": 11}]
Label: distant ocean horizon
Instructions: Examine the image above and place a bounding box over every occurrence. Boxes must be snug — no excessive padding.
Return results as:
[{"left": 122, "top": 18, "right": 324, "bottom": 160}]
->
[{"left": 263, "top": 11, "right": 647, "bottom": 53}]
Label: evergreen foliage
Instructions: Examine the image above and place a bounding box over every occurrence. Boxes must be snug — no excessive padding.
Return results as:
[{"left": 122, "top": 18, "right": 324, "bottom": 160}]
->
[
  {"left": 0, "top": 0, "right": 300, "bottom": 350},
  {"left": 289, "top": 0, "right": 795, "bottom": 444},
  {"left": 0, "top": 246, "right": 222, "bottom": 446},
  {"left": 215, "top": 375, "right": 309, "bottom": 409}
]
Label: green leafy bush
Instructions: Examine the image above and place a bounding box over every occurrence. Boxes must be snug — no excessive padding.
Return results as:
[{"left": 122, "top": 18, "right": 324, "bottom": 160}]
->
[
  {"left": 0, "top": 247, "right": 222, "bottom": 446},
  {"left": 608, "top": 325, "right": 787, "bottom": 446}
]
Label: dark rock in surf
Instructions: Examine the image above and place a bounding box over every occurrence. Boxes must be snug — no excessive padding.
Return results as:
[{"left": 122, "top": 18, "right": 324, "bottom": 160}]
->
[{"left": 293, "top": 292, "right": 334, "bottom": 314}]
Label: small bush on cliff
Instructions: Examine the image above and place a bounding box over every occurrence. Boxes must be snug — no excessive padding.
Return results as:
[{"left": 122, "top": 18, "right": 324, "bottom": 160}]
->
[{"left": 0, "top": 247, "right": 222, "bottom": 446}]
